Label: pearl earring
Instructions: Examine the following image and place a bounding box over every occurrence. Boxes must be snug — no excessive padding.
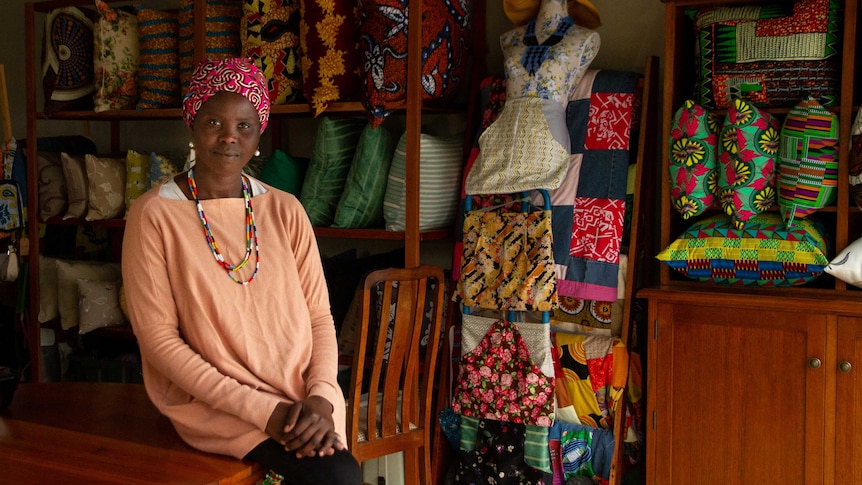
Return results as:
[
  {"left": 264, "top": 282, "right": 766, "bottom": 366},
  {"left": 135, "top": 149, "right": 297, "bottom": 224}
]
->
[
  {"left": 254, "top": 148, "right": 261, "bottom": 157},
  {"left": 188, "top": 141, "right": 194, "bottom": 149}
]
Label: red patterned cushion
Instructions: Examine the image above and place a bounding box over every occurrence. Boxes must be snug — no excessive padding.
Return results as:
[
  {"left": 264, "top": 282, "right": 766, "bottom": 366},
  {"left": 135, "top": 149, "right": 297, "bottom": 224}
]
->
[
  {"left": 242, "top": 0, "right": 303, "bottom": 105},
  {"left": 359, "top": 0, "right": 470, "bottom": 127},
  {"left": 300, "top": 0, "right": 362, "bottom": 116}
]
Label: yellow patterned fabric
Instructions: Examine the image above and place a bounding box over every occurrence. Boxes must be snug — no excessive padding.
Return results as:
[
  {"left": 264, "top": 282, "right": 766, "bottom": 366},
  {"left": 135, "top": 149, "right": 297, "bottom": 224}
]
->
[
  {"left": 459, "top": 208, "right": 557, "bottom": 312},
  {"left": 242, "top": 0, "right": 303, "bottom": 105},
  {"left": 465, "top": 98, "right": 570, "bottom": 194}
]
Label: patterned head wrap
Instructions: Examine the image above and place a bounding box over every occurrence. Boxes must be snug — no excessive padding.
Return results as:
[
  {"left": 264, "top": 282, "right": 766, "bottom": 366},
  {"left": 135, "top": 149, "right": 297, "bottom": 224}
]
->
[{"left": 182, "top": 58, "right": 270, "bottom": 133}]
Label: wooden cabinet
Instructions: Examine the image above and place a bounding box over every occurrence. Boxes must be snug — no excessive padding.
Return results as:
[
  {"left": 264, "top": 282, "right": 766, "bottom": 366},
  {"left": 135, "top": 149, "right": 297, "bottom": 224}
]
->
[
  {"left": 22, "top": 0, "right": 480, "bottom": 382},
  {"left": 641, "top": 288, "right": 862, "bottom": 484},
  {"left": 644, "top": 0, "right": 861, "bottom": 482}
]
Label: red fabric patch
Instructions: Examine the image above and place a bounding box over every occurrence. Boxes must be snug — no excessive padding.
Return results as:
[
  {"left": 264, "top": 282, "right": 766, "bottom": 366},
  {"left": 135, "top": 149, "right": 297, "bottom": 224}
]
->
[
  {"left": 585, "top": 92, "right": 633, "bottom": 151},
  {"left": 570, "top": 198, "right": 625, "bottom": 264}
]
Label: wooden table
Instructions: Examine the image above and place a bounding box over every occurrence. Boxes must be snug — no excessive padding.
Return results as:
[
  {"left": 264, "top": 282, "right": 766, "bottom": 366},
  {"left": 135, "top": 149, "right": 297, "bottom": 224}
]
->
[{"left": 0, "top": 382, "right": 267, "bottom": 484}]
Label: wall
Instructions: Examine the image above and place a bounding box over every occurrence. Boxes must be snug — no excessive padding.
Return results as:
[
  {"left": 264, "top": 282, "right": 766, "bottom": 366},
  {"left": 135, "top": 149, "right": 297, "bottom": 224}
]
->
[{"left": 0, "top": 0, "right": 665, "bottom": 267}]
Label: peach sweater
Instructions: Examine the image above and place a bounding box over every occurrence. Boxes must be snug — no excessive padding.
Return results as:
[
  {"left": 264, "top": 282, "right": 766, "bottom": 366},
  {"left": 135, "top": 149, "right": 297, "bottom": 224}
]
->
[{"left": 121, "top": 180, "right": 344, "bottom": 459}]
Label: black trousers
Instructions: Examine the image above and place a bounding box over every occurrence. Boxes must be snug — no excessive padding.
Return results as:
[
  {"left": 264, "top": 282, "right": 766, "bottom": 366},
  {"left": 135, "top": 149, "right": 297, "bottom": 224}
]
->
[{"left": 244, "top": 438, "right": 362, "bottom": 485}]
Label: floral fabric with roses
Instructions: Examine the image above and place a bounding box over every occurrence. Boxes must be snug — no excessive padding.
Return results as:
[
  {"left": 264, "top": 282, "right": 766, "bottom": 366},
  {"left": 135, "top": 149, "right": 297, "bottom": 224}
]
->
[{"left": 452, "top": 317, "right": 555, "bottom": 426}]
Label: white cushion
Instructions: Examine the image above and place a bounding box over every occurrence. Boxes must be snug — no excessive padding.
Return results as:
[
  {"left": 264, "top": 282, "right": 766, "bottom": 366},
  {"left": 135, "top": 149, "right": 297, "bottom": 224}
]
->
[{"left": 826, "top": 237, "right": 862, "bottom": 288}]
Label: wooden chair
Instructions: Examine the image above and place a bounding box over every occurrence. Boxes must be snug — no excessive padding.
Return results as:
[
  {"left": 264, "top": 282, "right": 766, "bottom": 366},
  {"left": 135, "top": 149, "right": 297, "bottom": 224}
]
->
[{"left": 346, "top": 265, "right": 446, "bottom": 485}]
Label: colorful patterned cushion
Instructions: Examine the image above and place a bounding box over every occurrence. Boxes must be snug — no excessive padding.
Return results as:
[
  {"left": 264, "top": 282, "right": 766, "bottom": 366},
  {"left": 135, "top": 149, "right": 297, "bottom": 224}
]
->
[
  {"left": 300, "top": 117, "right": 366, "bottom": 226},
  {"left": 125, "top": 150, "right": 149, "bottom": 213},
  {"left": 179, "top": 0, "right": 242, "bottom": 93},
  {"left": 668, "top": 100, "right": 720, "bottom": 220},
  {"left": 777, "top": 97, "right": 840, "bottom": 227},
  {"left": 656, "top": 212, "right": 830, "bottom": 287},
  {"left": 359, "top": 0, "right": 470, "bottom": 127},
  {"left": 717, "top": 98, "right": 780, "bottom": 229},
  {"left": 93, "top": 1, "right": 139, "bottom": 112},
  {"left": 383, "top": 132, "right": 463, "bottom": 231},
  {"left": 42, "top": 7, "right": 95, "bottom": 114},
  {"left": 60, "top": 153, "right": 88, "bottom": 219},
  {"left": 241, "top": 0, "right": 303, "bottom": 105},
  {"left": 259, "top": 149, "right": 308, "bottom": 195},
  {"left": 148, "top": 152, "right": 179, "bottom": 189},
  {"left": 299, "top": 0, "right": 362, "bottom": 116},
  {"left": 691, "top": 0, "right": 842, "bottom": 110},
  {"left": 84, "top": 154, "right": 126, "bottom": 221},
  {"left": 135, "top": 6, "right": 180, "bottom": 109},
  {"left": 332, "top": 124, "right": 397, "bottom": 228}
]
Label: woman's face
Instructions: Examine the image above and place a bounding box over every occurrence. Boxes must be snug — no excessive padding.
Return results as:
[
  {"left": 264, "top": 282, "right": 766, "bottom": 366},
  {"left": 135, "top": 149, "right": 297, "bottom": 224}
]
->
[{"left": 190, "top": 91, "right": 262, "bottom": 177}]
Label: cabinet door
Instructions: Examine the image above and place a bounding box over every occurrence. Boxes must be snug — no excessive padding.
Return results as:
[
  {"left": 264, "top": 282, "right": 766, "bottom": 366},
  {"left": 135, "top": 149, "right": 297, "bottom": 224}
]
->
[
  {"left": 649, "top": 301, "right": 827, "bottom": 484},
  {"left": 836, "top": 317, "right": 862, "bottom": 484}
]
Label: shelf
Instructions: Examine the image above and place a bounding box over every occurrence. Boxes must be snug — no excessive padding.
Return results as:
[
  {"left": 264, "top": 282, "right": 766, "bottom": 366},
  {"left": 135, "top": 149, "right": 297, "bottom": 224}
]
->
[{"left": 34, "top": 101, "right": 467, "bottom": 121}]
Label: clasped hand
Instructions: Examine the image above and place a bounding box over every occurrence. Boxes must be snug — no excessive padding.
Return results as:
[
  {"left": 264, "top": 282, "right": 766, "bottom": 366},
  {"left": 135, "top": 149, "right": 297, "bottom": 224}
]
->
[{"left": 267, "top": 396, "right": 344, "bottom": 458}]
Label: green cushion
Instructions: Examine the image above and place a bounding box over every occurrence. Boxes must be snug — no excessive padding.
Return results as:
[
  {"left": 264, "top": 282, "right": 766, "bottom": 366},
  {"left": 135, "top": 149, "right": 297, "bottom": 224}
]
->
[
  {"left": 716, "top": 98, "right": 781, "bottom": 229},
  {"left": 668, "top": 100, "right": 720, "bottom": 220},
  {"left": 300, "top": 117, "right": 366, "bottom": 226},
  {"left": 656, "top": 212, "right": 829, "bottom": 287},
  {"left": 259, "top": 149, "right": 308, "bottom": 196},
  {"left": 332, "top": 125, "right": 397, "bottom": 228}
]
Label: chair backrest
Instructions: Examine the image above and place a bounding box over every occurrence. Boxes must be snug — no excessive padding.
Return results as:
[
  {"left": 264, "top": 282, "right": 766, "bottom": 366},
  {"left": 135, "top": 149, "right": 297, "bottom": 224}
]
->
[{"left": 346, "top": 265, "right": 446, "bottom": 485}]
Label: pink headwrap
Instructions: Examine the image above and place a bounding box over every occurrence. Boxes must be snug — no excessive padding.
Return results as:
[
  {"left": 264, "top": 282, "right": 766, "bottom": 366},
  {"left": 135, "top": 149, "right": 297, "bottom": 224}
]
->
[{"left": 182, "top": 58, "right": 271, "bottom": 133}]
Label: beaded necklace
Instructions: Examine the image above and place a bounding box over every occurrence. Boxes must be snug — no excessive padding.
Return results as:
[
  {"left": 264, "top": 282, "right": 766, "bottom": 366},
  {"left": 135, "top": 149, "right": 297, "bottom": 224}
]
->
[{"left": 187, "top": 167, "right": 259, "bottom": 285}]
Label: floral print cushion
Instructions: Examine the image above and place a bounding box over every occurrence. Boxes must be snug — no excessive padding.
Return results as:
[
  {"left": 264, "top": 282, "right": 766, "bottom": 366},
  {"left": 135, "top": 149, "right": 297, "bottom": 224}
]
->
[
  {"left": 94, "top": 1, "right": 139, "bottom": 112},
  {"left": 668, "top": 100, "right": 720, "bottom": 220},
  {"left": 717, "top": 98, "right": 781, "bottom": 229}
]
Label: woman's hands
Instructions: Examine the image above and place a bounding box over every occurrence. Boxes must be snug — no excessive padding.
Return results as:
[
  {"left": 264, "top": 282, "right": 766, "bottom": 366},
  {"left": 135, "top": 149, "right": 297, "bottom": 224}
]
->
[{"left": 266, "top": 397, "right": 345, "bottom": 458}]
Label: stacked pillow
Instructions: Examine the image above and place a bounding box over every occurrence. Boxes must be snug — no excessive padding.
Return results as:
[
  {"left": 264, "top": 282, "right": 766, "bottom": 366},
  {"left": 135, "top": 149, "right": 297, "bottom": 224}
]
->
[{"left": 40, "top": 151, "right": 179, "bottom": 222}]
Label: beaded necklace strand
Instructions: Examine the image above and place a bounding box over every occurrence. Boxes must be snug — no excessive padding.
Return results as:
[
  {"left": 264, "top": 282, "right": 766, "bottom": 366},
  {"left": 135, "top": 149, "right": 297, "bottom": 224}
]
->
[{"left": 187, "top": 167, "right": 259, "bottom": 285}]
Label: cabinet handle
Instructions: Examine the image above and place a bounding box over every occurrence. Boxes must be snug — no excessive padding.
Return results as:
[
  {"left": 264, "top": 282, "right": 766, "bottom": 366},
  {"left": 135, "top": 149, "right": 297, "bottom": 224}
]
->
[
  {"left": 808, "top": 358, "right": 822, "bottom": 369},
  {"left": 839, "top": 361, "right": 852, "bottom": 373}
]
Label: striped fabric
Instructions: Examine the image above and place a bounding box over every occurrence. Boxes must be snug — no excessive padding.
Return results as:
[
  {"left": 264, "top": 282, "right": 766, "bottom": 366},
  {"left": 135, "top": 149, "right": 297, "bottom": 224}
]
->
[
  {"left": 383, "top": 133, "right": 463, "bottom": 231},
  {"left": 135, "top": 6, "right": 180, "bottom": 109},
  {"left": 178, "top": 0, "right": 242, "bottom": 93},
  {"left": 777, "top": 97, "right": 840, "bottom": 227},
  {"left": 299, "top": 117, "right": 365, "bottom": 226}
]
